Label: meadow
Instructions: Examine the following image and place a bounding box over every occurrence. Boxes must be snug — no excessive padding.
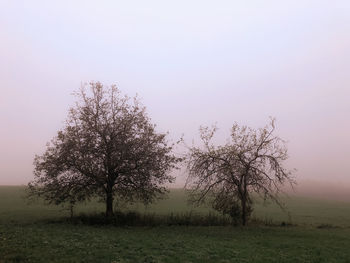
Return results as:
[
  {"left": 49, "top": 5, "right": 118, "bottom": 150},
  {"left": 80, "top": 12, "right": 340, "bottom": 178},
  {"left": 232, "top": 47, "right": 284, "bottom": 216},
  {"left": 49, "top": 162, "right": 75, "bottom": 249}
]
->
[{"left": 1, "top": 186, "right": 350, "bottom": 262}]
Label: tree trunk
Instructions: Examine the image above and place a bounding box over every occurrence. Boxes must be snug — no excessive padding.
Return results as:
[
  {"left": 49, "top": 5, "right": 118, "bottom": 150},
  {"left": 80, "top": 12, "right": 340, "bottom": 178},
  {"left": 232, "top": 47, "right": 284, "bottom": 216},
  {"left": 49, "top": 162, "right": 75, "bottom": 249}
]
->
[
  {"left": 106, "top": 187, "right": 114, "bottom": 217},
  {"left": 241, "top": 197, "right": 246, "bottom": 226},
  {"left": 70, "top": 202, "right": 74, "bottom": 219},
  {"left": 241, "top": 173, "right": 249, "bottom": 226}
]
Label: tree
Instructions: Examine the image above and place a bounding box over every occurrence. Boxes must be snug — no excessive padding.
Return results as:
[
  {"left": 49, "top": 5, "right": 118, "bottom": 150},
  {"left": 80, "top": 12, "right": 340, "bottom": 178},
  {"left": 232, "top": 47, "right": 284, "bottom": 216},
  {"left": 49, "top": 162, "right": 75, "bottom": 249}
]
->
[
  {"left": 29, "top": 82, "right": 181, "bottom": 217},
  {"left": 186, "top": 119, "right": 295, "bottom": 225}
]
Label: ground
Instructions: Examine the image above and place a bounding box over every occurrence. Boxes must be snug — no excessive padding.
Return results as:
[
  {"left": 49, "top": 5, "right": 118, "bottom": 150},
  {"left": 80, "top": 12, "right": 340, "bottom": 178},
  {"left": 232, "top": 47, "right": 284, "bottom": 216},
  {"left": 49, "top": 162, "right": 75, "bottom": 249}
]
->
[{"left": 1, "top": 186, "right": 350, "bottom": 263}]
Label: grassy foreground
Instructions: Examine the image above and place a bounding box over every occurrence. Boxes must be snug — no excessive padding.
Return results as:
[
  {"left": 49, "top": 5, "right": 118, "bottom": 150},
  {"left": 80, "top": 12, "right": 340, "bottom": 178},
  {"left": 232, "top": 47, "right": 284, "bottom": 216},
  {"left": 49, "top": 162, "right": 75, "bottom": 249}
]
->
[
  {"left": 1, "top": 186, "right": 350, "bottom": 262},
  {"left": 2, "top": 223, "right": 350, "bottom": 263}
]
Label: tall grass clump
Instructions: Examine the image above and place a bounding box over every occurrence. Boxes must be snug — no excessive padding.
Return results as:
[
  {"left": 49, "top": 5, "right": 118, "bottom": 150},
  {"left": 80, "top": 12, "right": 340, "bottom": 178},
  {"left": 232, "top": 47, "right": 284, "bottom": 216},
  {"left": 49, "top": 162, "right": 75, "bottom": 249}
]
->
[{"left": 67, "top": 211, "right": 234, "bottom": 227}]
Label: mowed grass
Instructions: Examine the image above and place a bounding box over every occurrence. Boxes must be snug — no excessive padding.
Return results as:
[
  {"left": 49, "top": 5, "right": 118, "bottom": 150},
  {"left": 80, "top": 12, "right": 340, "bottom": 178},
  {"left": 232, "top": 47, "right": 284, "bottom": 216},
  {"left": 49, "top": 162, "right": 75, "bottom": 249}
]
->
[
  {"left": 2, "top": 223, "right": 350, "bottom": 263},
  {"left": 1, "top": 186, "right": 350, "bottom": 262}
]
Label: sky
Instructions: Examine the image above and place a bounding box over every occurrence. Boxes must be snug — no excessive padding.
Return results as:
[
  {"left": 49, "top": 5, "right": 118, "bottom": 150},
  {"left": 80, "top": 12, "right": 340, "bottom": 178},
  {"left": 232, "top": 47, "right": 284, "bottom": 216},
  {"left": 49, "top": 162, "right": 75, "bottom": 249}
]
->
[{"left": 0, "top": 0, "right": 349, "bottom": 188}]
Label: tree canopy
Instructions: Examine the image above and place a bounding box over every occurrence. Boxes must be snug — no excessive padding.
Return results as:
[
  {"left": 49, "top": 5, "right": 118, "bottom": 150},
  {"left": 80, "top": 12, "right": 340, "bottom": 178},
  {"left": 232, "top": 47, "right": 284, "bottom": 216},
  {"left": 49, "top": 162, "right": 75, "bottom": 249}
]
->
[
  {"left": 29, "top": 82, "right": 181, "bottom": 217},
  {"left": 186, "top": 119, "right": 295, "bottom": 225}
]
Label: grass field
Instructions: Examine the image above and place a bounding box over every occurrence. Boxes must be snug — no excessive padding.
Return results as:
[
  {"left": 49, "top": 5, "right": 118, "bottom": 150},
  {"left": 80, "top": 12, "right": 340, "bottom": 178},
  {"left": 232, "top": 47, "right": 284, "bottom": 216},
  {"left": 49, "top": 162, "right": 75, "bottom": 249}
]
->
[{"left": 1, "top": 186, "right": 350, "bottom": 262}]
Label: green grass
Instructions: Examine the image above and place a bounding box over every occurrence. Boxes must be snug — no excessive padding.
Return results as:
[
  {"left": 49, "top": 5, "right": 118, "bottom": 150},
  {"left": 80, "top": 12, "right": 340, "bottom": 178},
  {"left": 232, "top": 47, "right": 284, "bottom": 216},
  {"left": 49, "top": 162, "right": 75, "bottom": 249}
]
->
[
  {"left": 2, "top": 224, "right": 350, "bottom": 263},
  {"left": 1, "top": 186, "right": 350, "bottom": 262},
  {"left": 129, "top": 190, "right": 350, "bottom": 227},
  {"left": 3, "top": 186, "right": 350, "bottom": 227}
]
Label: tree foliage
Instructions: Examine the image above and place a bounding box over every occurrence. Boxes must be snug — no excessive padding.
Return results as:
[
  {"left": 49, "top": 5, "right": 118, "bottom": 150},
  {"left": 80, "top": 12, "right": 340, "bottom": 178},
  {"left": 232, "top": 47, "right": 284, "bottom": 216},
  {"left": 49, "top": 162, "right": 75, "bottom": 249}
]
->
[
  {"left": 186, "top": 119, "right": 295, "bottom": 225},
  {"left": 29, "top": 82, "right": 181, "bottom": 217}
]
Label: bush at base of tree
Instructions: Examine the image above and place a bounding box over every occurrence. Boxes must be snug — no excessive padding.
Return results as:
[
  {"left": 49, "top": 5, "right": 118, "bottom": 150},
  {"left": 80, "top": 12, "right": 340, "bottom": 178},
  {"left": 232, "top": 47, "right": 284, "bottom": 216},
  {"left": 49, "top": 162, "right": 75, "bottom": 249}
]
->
[{"left": 57, "top": 211, "right": 236, "bottom": 227}]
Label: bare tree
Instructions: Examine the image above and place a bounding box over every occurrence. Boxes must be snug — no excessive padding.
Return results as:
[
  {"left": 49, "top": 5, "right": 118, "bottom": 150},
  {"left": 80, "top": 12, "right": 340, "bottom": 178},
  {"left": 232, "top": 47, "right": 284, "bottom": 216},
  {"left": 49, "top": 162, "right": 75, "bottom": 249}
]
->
[
  {"left": 29, "top": 82, "right": 181, "bottom": 217},
  {"left": 186, "top": 119, "right": 295, "bottom": 225}
]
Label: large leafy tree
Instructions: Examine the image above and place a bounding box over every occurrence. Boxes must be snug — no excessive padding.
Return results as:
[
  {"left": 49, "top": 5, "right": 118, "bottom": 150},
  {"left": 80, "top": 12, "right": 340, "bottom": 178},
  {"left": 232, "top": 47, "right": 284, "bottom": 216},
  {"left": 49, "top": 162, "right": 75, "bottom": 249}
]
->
[
  {"left": 186, "top": 119, "right": 295, "bottom": 225},
  {"left": 29, "top": 82, "right": 181, "bottom": 217}
]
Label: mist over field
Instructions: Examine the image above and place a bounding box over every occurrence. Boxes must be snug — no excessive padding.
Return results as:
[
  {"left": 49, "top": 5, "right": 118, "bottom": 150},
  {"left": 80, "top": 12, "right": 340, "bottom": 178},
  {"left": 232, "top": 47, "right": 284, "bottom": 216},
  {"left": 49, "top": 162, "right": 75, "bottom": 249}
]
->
[
  {"left": 287, "top": 180, "right": 350, "bottom": 202},
  {"left": 1, "top": 1, "right": 350, "bottom": 197}
]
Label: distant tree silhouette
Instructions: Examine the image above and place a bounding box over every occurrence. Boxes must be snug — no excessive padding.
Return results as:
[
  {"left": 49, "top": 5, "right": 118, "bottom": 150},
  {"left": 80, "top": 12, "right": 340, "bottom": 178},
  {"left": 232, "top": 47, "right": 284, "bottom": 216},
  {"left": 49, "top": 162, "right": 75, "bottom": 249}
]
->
[
  {"left": 28, "top": 82, "right": 181, "bottom": 217},
  {"left": 186, "top": 119, "right": 295, "bottom": 225}
]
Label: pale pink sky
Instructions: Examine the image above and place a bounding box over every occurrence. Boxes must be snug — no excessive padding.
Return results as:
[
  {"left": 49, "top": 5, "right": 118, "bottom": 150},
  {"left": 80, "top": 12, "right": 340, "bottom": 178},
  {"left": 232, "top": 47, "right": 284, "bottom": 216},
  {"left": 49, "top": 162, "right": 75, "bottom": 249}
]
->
[{"left": 0, "top": 1, "right": 349, "bottom": 186}]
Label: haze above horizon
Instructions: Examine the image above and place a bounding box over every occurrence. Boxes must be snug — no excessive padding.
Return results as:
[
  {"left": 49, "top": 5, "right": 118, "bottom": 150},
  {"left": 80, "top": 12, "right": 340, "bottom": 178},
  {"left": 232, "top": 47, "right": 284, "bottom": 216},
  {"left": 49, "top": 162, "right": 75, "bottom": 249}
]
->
[{"left": 0, "top": 1, "right": 349, "bottom": 187}]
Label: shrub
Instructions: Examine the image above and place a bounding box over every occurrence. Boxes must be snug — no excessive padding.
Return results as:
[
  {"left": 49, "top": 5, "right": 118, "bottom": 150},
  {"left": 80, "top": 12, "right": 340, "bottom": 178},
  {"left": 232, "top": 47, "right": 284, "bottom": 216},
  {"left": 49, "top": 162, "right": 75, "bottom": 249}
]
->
[{"left": 66, "top": 211, "right": 234, "bottom": 227}]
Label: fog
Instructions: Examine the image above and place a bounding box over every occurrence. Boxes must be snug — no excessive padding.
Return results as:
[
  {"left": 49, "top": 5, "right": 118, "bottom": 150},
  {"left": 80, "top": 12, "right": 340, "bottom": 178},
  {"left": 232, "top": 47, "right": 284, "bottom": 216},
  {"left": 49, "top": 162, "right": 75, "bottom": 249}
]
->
[{"left": 0, "top": 1, "right": 349, "bottom": 197}]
